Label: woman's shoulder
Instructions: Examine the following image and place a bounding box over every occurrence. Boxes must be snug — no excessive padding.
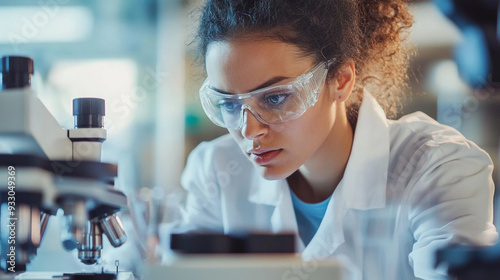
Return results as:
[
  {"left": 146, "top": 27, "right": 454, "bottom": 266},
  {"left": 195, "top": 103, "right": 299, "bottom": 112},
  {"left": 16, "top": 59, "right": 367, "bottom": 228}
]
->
[
  {"left": 386, "top": 111, "right": 492, "bottom": 170},
  {"left": 389, "top": 111, "right": 465, "bottom": 142}
]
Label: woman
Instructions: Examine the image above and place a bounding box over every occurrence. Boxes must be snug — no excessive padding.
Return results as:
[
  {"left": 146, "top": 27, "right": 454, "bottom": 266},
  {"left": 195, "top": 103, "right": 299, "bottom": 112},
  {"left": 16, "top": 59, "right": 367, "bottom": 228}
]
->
[{"left": 178, "top": 0, "right": 498, "bottom": 279}]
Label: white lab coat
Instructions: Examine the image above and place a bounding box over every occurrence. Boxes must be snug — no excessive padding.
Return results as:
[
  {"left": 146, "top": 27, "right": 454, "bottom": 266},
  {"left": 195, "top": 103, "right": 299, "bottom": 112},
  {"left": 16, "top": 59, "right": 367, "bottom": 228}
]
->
[{"left": 178, "top": 92, "right": 498, "bottom": 279}]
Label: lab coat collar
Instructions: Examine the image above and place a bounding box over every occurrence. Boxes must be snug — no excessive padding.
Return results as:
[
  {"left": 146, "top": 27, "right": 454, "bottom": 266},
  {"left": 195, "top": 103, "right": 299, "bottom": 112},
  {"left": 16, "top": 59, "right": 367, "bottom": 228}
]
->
[
  {"left": 248, "top": 178, "right": 299, "bottom": 233},
  {"left": 248, "top": 90, "right": 389, "bottom": 210},
  {"left": 248, "top": 175, "right": 285, "bottom": 206},
  {"left": 302, "top": 90, "right": 390, "bottom": 257},
  {"left": 341, "top": 90, "right": 389, "bottom": 210}
]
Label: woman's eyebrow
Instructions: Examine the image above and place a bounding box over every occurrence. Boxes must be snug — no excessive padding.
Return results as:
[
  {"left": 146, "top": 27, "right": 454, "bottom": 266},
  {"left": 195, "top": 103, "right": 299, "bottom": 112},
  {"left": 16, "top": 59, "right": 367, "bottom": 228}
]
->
[
  {"left": 211, "top": 76, "right": 290, "bottom": 95},
  {"left": 248, "top": 76, "right": 289, "bottom": 92}
]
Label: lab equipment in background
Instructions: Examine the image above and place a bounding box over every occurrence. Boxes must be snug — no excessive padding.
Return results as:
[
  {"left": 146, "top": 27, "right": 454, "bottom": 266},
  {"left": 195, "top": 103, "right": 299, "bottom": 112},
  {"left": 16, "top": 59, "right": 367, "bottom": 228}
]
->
[
  {"left": 436, "top": 244, "right": 500, "bottom": 280},
  {"left": 434, "top": 0, "right": 500, "bottom": 279},
  {"left": 434, "top": 0, "right": 500, "bottom": 88},
  {"left": 0, "top": 56, "right": 127, "bottom": 279},
  {"left": 143, "top": 233, "right": 344, "bottom": 280}
]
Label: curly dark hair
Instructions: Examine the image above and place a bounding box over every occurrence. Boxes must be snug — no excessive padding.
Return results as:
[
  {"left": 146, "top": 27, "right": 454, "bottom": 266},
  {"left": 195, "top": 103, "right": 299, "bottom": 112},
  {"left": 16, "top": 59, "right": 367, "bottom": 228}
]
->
[{"left": 195, "top": 0, "right": 414, "bottom": 121}]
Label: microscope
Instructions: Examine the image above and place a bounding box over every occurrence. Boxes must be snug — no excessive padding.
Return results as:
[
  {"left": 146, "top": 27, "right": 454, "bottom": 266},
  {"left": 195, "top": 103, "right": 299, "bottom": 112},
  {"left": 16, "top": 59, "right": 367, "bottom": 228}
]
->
[{"left": 0, "top": 56, "right": 128, "bottom": 279}]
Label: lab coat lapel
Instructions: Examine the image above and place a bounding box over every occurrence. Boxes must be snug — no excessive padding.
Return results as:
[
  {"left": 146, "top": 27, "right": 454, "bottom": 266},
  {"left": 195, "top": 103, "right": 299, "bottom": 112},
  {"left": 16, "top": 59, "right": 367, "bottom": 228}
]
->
[
  {"left": 302, "top": 190, "right": 347, "bottom": 259},
  {"left": 268, "top": 181, "right": 304, "bottom": 253},
  {"left": 342, "top": 90, "right": 389, "bottom": 210},
  {"left": 248, "top": 172, "right": 283, "bottom": 206},
  {"left": 304, "top": 90, "right": 390, "bottom": 258},
  {"left": 248, "top": 176, "right": 299, "bottom": 233},
  {"left": 269, "top": 183, "right": 299, "bottom": 233}
]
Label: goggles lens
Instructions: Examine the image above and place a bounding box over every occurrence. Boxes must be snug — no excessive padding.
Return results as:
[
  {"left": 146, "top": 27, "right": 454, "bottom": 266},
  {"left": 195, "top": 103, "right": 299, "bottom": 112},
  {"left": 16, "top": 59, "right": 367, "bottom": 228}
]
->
[{"left": 200, "top": 61, "right": 331, "bottom": 129}]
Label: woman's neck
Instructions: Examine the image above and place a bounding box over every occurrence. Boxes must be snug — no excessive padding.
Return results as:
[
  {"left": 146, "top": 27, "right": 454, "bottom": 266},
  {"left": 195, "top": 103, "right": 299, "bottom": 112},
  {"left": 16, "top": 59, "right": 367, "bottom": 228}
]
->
[{"left": 288, "top": 104, "right": 354, "bottom": 203}]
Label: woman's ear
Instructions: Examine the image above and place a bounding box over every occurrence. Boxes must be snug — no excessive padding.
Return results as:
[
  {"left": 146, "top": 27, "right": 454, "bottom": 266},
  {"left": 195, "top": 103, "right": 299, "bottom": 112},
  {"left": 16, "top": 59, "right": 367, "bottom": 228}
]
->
[{"left": 328, "top": 60, "right": 355, "bottom": 103}]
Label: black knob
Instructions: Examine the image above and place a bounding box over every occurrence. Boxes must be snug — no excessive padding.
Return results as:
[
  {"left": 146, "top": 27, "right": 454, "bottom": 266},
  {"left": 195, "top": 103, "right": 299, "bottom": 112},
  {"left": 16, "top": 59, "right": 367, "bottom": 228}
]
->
[
  {"left": 63, "top": 273, "right": 116, "bottom": 280},
  {"left": 1, "top": 56, "right": 34, "bottom": 89},
  {"left": 170, "top": 233, "right": 295, "bottom": 254},
  {"left": 73, "top": 98, "right": 105, "bottom": 128}
]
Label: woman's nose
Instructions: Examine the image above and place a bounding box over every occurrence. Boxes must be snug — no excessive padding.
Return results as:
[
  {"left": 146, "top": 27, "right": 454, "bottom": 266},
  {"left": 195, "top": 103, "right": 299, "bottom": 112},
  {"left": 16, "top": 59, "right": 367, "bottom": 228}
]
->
[{"left": 240, "top": 109, "right": 267, "bottom": 140}]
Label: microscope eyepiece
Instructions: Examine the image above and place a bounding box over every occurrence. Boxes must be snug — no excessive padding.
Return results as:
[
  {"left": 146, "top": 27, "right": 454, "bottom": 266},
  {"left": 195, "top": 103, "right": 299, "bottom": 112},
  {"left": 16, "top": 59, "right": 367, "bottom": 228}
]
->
[
  {"left": 73, "top": 98, "right": 105, "bottom": 128},
  {"left": 1, "top": 55, "right": 34, "bottom": 89}
]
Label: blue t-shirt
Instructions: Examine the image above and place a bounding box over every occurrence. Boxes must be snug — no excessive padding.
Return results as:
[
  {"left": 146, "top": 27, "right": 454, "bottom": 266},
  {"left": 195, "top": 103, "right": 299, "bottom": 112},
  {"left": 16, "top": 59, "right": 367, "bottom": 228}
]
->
[{"left": 290, "top": 189, "right": 332, "bottom": 246}]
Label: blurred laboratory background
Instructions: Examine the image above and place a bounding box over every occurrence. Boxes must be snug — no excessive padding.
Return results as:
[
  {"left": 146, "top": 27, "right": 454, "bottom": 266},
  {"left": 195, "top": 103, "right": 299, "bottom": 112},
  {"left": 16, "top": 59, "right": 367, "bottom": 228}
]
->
[{"left": 0, "top": 0, "right": 499, "bottom": 275}]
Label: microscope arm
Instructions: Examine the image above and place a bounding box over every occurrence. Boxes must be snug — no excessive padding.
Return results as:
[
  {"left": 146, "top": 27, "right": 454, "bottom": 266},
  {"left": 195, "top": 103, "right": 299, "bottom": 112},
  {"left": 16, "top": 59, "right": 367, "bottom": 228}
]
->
[{"left": 0, "top": 88, "right": 72, "bottom": 159}]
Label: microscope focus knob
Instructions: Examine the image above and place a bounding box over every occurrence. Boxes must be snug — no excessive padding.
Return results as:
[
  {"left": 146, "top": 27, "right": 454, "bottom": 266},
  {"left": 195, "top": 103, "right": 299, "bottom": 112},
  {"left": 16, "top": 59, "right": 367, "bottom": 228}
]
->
[{"left": 73, "top": 98, "right": 105, "bottom": 128}]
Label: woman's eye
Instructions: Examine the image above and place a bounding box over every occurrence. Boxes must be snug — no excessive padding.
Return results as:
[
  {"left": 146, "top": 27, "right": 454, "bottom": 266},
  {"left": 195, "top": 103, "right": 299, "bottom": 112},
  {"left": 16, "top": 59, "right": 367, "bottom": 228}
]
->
[
  {"left": 265, "top": 93, "right": 290, "bottom": 105},
  {"left": 220, "top": 100, "right": 240, "bottom": 112}
]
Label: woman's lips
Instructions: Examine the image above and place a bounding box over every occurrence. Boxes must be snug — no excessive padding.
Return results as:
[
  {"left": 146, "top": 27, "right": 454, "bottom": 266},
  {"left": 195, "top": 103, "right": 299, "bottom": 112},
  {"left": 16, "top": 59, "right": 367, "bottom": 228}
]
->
[{"left": 249, "top": 149, "right": 282, "bottom": 165}]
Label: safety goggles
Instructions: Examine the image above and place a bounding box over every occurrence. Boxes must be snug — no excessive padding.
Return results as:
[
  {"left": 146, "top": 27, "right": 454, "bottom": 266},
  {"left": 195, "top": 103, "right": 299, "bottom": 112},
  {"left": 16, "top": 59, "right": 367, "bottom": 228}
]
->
[{"left": 199, "top": 60, "right": 332, "bottom": 129}]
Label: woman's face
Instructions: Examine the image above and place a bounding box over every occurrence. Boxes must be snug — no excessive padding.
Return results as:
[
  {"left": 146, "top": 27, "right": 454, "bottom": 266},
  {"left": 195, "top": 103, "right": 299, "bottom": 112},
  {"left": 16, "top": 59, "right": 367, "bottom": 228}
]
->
[{"left": 205, "top": 38, "right": 339, "bottom": 180}]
